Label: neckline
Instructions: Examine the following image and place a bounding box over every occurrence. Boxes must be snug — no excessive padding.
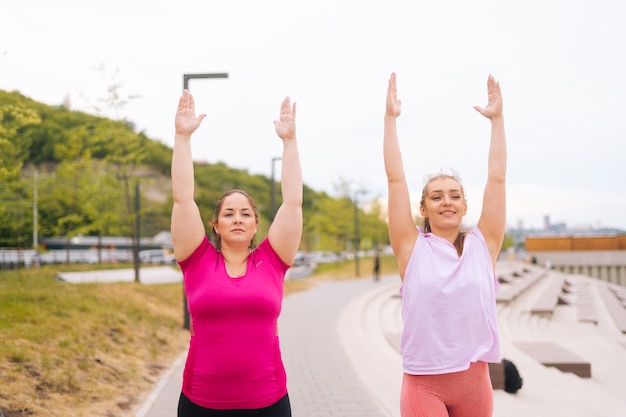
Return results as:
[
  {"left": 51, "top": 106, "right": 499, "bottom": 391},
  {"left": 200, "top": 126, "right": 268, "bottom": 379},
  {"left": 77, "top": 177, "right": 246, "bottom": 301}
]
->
[{"left": 224, "top": 257, "right": 249, "bottom": 279}]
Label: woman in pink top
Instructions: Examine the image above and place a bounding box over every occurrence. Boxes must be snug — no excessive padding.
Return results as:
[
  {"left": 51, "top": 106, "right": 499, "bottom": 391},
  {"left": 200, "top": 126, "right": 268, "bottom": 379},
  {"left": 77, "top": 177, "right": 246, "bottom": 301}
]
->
[
  {"left": 171, "top": 90, "right": 302, "bottom": 416},
  {"left": 383, "top": 73, "right": 507, "bottom": 417}
]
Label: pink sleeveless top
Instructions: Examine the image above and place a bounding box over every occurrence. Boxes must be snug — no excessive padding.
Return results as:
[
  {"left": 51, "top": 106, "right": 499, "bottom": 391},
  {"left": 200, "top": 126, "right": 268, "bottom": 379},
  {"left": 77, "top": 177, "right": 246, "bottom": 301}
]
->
[
  {"left": 400, "top": 227, "right": 501, "bottom": 374},
  {"left": 179, "top": 236, "right": 290, "bottom": 409}
]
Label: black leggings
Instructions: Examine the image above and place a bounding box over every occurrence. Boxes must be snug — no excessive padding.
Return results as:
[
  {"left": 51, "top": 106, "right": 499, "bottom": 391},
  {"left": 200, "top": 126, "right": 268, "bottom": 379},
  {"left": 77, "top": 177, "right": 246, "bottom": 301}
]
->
[{"left": 178, "top": 392, "right": 291, "bottom": 417}]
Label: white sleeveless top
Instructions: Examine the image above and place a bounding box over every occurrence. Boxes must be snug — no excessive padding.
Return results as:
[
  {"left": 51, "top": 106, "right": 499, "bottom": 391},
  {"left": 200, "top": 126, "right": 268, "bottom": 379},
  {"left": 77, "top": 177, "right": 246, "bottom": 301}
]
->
[{"left": 399, "top": 227, "right": 501, "bottom": 374}]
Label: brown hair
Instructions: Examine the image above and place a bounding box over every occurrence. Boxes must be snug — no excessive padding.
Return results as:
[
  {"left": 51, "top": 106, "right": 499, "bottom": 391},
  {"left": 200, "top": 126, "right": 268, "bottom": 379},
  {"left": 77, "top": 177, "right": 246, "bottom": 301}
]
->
[
  {"left": 420, "top": 173, "right": 467, "bottom": 257},
  {"left": 209, "top": 189, "right": 259, "bottom": 251}
]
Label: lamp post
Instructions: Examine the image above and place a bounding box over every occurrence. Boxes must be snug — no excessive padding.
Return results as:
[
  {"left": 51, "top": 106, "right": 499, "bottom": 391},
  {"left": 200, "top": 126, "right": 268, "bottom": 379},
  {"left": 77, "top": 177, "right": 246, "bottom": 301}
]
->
[
  {"left": 181, "top": 72, "right": 229, "bottom": 330},
  {"left": 133, "top": 182, "right": 141, "bottom": 283},
  {"left": 32, "top": 166, "right": 53, "bottom": 250},
  {"left": 270, "top": 157, "right": 282, "bottom": 221},
  {"left": 353, "top": 189, "right": 367, "bottom": 277},
  {"left": 183, "top": 73, "right": 229, "bottom": 90}
]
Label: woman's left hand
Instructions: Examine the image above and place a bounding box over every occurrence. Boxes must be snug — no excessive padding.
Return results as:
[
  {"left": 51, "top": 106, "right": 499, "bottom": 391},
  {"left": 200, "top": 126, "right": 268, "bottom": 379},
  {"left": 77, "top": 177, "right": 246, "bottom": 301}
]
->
[{"left": 274, "top": 97, "right": 296, "bottom": 140}]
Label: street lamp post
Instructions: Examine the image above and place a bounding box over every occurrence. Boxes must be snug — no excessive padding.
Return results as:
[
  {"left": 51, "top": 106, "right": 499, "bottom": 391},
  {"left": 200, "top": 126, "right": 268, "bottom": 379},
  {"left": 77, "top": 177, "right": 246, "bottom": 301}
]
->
[
  {"left": 133, "top": 182, "right": 141, "bottom": 283},
  {"left": 183, "top": 73, "right": 229, "bottom": 90},
  {"left": 32, "top": 166, "right": 53, "bottom": 250},
  {"left": 353, "top": 189, "right": 367, "bottom": 277},
  {"left": 33, "top": 169, "right": 40, "bottom": 249},
  {"left": 181, "top": 72, "right": 229, "bottom": 330},
  {"left": 270, "top": 157, "right": 282, "bottom": 221}
]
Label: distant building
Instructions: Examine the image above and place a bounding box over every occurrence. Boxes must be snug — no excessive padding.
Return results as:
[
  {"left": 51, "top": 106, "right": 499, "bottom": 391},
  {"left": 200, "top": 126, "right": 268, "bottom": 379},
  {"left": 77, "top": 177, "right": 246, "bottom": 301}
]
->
[{"left": 525, "top": 234, "right": 626, "bottom": 285}]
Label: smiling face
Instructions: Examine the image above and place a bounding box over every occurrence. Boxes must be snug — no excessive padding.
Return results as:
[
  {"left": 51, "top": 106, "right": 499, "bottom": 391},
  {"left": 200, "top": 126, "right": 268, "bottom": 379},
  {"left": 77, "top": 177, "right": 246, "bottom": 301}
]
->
[
  {"left": 212, "top": 191, "right": 259, "bottom": 250},
  {"left": 420, "top": 176, "right": 467, "bottom": 232}
]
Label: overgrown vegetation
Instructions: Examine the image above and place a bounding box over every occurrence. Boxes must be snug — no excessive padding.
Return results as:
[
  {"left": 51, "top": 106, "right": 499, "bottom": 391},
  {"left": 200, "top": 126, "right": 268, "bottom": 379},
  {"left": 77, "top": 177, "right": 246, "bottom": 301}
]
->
[
  {"left": 0, "top": 89, "right": 390, "bottom": 254},
  {"left": 0, "top": 264, "right": 188, "bottom": 416}
]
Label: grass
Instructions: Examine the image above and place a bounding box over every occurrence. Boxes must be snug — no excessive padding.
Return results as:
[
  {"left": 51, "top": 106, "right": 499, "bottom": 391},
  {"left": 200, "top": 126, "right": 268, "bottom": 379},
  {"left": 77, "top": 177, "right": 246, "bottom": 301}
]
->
[
  {"left": 309, "top": 255, "right": 397, "bottom": 281},
  {"left": 0, "top": 255, "right": 397, "bottom": 416}
]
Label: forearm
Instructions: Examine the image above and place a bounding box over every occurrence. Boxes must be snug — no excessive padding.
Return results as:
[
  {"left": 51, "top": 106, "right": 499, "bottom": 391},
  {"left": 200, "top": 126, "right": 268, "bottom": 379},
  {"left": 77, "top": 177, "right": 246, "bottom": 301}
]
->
[
  {"left": 487, "top": 116, "right": 507, "bottom": 182},
  {"left": 383, "top": 115, "right": 407, "bottom": 183},
  {"left": 171, "top": 133, "right": 195, "bottom": 203},
  {"left": 280, "top": 138, "right": 303, "bottom": 206}
]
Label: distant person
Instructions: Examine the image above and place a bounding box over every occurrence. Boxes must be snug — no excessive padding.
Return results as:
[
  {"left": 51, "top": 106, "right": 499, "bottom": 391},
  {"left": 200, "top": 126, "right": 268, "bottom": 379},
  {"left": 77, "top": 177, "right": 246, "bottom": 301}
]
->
[
  {"left": 383, "top": 73, "right": 507, "bottom": 417},
  {"left": 373, "top": 245, "right": 381, "bottom": 281},
  {"left": 171, "top": 90, "right": 302, "bottom": 416}
]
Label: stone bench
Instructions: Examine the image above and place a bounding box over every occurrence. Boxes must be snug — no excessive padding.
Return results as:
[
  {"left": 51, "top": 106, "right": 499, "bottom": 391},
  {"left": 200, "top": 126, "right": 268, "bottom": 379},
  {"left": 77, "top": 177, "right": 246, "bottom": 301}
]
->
[
  {"left": 598, "top": 284, "right": 626, "bottom": 333},
  {"left": 576, "top": 281, "right": 598, "bottom": 324},
  {"left": 530, "top": 274, "right": 567, "bottom": 316},
  {"left": 488, "top": 362, "right": 505, "bottom": 390},
  {"left": 515, "top": 341, "right": 591, "bottom": 378},
  {"left": 497, "top": 267, "right": 547, "bottom": 304}
]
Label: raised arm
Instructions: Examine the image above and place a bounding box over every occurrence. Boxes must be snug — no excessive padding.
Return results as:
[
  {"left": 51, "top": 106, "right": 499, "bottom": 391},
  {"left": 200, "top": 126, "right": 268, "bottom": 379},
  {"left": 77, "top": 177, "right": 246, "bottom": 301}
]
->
[
  {"left": 474, "top": 75, "right": 507, "bottom": 267},
  {"left": 267, "top": 97, "right": 303, "bottom": 265},
  {"left": 171, "top": 90, "right": 207, "bottom": 262},
  {"left": 384, "top": 73, "right": 418, "bottom": 278}
]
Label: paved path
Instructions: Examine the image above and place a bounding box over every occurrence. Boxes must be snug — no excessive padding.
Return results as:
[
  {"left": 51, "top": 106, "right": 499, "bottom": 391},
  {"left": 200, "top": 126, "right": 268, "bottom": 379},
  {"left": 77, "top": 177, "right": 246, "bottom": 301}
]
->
[
  {"left": 280, "top": 276, "right": 401, "bottom": 417},
  {"left": 55, "top": 266, "right": 182, "bottom": 285},
  {"left": 136, "top": 274, "right": 403, "bottom": 417}
]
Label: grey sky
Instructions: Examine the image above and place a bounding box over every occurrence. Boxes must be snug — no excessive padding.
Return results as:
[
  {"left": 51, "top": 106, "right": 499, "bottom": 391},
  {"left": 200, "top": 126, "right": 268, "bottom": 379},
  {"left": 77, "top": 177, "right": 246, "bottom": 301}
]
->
[{"left": 3, "top": 0, "right": 625, "bottom": 230}]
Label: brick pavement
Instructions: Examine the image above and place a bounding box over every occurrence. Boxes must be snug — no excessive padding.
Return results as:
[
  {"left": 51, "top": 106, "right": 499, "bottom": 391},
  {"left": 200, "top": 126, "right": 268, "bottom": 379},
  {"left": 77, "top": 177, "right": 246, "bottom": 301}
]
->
[
  {"left": 280, "top": 276, "right": 399, "bottom": 417},
  {"left": 136, "top": 275, "right": 401, "bottom": 417}
]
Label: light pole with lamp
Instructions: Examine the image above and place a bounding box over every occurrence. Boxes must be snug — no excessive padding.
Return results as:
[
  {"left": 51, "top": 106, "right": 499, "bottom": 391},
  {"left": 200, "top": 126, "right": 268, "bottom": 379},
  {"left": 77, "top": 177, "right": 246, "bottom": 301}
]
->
[
  {"left": 353, "top": 189, "right": 367, "bottom": 277},
  {"left": 181, "top": 72, "right": 229, "bottom": 330},
  {"left": 32, "top": 166, "right": 54, "bottom": 250},
  {"left": 270, "top": 157, "right": 282, "bottom": 221},
  {"left": 133, "top": 182, "right": 141, "bottom": 283}
]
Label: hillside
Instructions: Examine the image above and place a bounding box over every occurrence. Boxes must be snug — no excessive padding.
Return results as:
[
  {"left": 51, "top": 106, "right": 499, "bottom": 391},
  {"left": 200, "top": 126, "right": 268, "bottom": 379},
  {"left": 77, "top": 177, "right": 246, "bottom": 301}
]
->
[{"left": 0, "top": 89, "right": 390, "bottom": 253}]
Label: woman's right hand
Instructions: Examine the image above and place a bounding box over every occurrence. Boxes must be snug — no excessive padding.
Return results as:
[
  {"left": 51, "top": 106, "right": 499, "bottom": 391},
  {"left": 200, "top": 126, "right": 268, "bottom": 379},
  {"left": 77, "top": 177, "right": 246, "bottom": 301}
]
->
[{"left": 175, "top": 89, "right": 206, "bottom": 136}]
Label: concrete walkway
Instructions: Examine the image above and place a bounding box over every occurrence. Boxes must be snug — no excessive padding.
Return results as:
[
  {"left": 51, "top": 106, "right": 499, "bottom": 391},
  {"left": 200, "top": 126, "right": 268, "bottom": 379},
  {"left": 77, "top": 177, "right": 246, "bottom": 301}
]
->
[{"left": 55, "top": 266, "right": 182, "bottom": 285}]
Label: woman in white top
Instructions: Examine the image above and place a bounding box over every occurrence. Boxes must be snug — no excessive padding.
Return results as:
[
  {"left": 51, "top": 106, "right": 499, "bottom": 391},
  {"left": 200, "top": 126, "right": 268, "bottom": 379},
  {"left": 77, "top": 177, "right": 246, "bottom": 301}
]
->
[{"left": 383, "top": 73, "right": 507, "bottom": 417}]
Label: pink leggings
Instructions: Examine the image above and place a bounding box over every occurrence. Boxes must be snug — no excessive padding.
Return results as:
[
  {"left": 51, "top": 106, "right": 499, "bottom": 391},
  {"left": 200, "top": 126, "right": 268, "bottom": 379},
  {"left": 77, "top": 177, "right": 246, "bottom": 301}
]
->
[{"left": 400, "top": 361, "right": 493, "bottom": 417}]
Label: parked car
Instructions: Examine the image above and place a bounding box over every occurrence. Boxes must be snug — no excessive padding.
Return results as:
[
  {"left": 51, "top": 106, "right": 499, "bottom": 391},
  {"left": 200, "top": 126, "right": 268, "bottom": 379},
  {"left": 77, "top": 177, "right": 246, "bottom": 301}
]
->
[{"left": 138, "top": 249, "right": 176, "bottom": 265}]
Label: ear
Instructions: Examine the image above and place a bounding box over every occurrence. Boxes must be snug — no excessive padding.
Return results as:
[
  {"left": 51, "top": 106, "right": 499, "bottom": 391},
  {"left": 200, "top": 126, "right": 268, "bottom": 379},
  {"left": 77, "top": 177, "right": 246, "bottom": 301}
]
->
[{"left": 419, "top": 205, "right": 427, "bottom": 217}]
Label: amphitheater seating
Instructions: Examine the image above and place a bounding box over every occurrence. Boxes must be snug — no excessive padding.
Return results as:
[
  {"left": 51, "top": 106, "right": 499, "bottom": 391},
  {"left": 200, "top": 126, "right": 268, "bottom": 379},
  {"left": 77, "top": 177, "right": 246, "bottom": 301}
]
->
[
  {"left": 530, "top": 274, "right": 567, "bottom": 315},
  {"left": 515, "top": 341, "right": 591, "bottom": 378},
  {"left": 488, "top": 362, "right": 505, "bottom": 390},
  {"left": 496, "top": 266, "right": 547, "bottom": 303},
  {"left": 597, "top": 284, "right": 626, "bottom": 333},
  {"left": 576, "top": 280, "right": 598, "bottom": 324}
]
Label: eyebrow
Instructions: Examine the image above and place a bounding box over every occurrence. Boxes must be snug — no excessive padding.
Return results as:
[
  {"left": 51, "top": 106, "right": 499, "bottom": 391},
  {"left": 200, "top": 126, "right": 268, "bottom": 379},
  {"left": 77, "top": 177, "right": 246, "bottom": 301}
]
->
[{"left": 429, "top": 188, "right": 462, "bottom": 194}]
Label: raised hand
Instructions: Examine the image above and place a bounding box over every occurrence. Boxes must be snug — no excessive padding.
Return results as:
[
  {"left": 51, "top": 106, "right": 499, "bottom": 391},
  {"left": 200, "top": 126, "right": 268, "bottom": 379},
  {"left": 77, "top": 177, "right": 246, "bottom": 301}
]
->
[
  {"left": 274, "top": 97, "right": 296, "bottom": 140},
  {"left": 175, "top": 89, "right": 206, "bottom": 135},
  {"left": 386, "top": 72, "right": 401, "bottom": 118},
  {"left": 473, "top": 75, "right": 503, "bottom": 119}
]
